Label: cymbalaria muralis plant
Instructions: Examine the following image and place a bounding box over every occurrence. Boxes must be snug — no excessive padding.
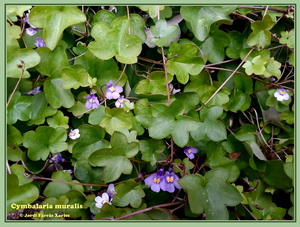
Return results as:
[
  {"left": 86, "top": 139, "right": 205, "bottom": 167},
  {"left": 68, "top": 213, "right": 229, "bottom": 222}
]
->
[{"left": 6, "top": 5, "right": 294, "bottom": 221}]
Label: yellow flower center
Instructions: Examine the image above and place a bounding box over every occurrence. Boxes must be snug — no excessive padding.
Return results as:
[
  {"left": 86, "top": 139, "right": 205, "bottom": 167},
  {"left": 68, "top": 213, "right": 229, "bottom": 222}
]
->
[
  {"left": 280, "top": 90, "right": 286, "bottom": 95},
  {"left": 119, "top": 99, "right": 124, "bottom": 103},
  {"left": 188, "top": 149, "right": 193, "bottom": 153},
  {"left": 153, "top": 177, "right": 160, "bottom": 183},
  {"left": 89, "top": 99, "right": 94, "bottom": 103},
  {"left": 70, "top": 131, "right": 76, "bottom": 136},
  {"left": 109, "top": 87, "right": 115, "bottom": 92},
  {"left": 166, "top": 176, "right": 173, "bottom": 183}
]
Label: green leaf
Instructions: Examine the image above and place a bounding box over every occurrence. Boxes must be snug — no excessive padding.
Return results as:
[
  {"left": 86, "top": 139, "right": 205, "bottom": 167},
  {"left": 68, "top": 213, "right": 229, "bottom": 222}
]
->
[
  {"left": 262, "top": 160, "right": 293, "bottom": 189},
  {"left": 200, "top": 29, "right": 230, "bottom": 63},
  {"left": 44, "top": 78, "right": 75, "bottom": 108},
  {"left": 135, "top": 71, "right": 173, "bottom": 95},
  {"left": 129, "top": 14, "right": 147, "bottom": 42},
  {"left": 226, "top": 90, "right": 251, "bottom": 112},
  {"left": 88, "top": 105, "right": 106, "bottom": 125},
  {"left": 279, "top": 29, "right": 294, "bottom": 48},
  {"left": 35, "top": 46, "right": 69, "bottom": 78},
  {"left": 75, "top": 50, "right": 127, "bottom": 88},
  {"left": 244, "top": 141, "right": 267, "bottom": 161},
  {"left": 263, "top": 57, "right": 282, "bottom": 79},
  {"left": 43, "top": 171, "right": 84, "bottom": 198},
  {"left": 171, "top": 116, "right": 200, "bottom": 147},
  {"left": 23, "top": 126, "right": 68, "bottom": 161},
  {"left": 10, "top": 164, "right": 33, "bottom": 186},
  {"left": 137, "top": 5, "right": 166, "bottom": 18},
  {"left": 191, "top": 106, "right": 227, "bottom": 142},
  {"left": 181, "top": 6, "right": 234, "bottom": 41},
  {"left": 7, "top": 91, "right": 32, "bottom": 125},
  {"left": 7, "top": 46, "right": 41, "bottom": 78},
  {"left": 89, "top": 131, "right": 139, "bottom": 183},
  {"left": 28, "top": 92, "right": 57, "bottom": 126},
  {"left": 7, "top": 174, "right": 39, "bottom": 212},
  {"left": 6, "top": 5, "right": 32, "bottom": 21},
  {"left": 242, "top": 55, "right": 267, "bottom": 75},
  {"left": 46, "top": 111, "right": 69, "bottom": 129},
  {"left": 167, "top": 42, "right": 204, "bottom": 84},
  {"left": 92, "top": 10, "right": 116, "bottom": 25},
  {"left": 7, "top": 126, "right": 23, "bottom": 161},
  {"left": 29, "top": 6, "right": 86, "bottom": 50},
  {"left": 100, "top": 107, "right": 133, "bottom": 135},
  {"left": 72, "top": 124, "right": 108, "bottom": 160},
  {"left": 235, "top": 124, "right": 257, "bottom": 142},
  {"left": 150, "top": 19, "right": 179, "bottom": 47},
  {"left": 246, "top": 14, "right": 275, "bottom": 49},
  {"left": 148, "top": 113, "right": 175, "bottom": 139},
  {"left": 178, "top": 168, "right": 242, "bottom": 219},
  {"left": 226, "top": 31, "right": 247, "bottom": 58},
  {"left": 140, "top": 139, "right": 166, "bottom": 165},
  {"left": 74, "top": 159, "right": 104, "bottom": 184},
  {"left": 206, "top": 142, "right": 234, "bottom": 168},
  {"left": 61, "top": 64, "right": 95, "bottom": 89},
  {"left": 113, "top": 179, "right": 145, "bottom": 208},
  {"left": 88, "top": 17, "right": 143, "bottom": 64}
]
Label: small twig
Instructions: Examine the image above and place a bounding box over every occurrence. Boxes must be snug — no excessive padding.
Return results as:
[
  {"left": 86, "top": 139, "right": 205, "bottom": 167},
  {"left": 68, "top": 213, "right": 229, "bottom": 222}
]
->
[
  {"left": 138, "top": 56, "right": 164, "bottom": 65},
  {"left": 126, "top": 6, "right": 131, "bottom": 34},
  {"left": 205, "top": 66, "right": 244, "bottom": 75},
  {"left": 6, "top": 61, "right": 25, "bottom": 109},
  {"left": 68, "top": 52, "right": 86, "bottom": 61},
  {"left": 237, "top": 6, "right": 293, "bottom": 14},
  {"left": 231, "top": 12, "right": 255, "bottom": 23},
  {"left": 115, "top": 64, "right": 127, "bottom": 85},
  {"left": 206, "top": 58, "right": 239, "bottom": 67},
  {"left": 161, "top": 47, "right": 171, "bottom": 106},
  {"left": 196, "top": 47, "right": 255, "bottom": 111},
  {"left": 241, "top": 204, "right": 258, "bottom": 220}
]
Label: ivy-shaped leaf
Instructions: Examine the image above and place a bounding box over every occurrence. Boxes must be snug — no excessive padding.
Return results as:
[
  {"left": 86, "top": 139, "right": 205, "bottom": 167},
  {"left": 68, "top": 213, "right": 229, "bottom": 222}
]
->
[
  {"left": 246, "top": 14, "right": 276, "bottom": 49},
  {"left": 10, "top": 164, "right": 33, "bottom": 186},
  {"left": 7, "top": 174, "right": 39, "bottom": 212},
  {"left": 72, "top": 124, "right": 108, "bottom": 160},
  {"left": 44, "top": 78, "right": 75, "bottom": 108},
  {"left": 140, "top": 139, "right": 166, "bottom": 165},
  {"left": 29, "top": 6, "right": 86, "bottom": 50},
  {"left": 200, "top": 28, "right": 230, "bottom": 63},
  {"left": 75, "top": 50, "right": 127, "bottom": 87},
  {"left": 43, "top": 171, "right": 84, "bottom": 198},
  {"left": 88, "top": 17, "right": 143, "bottom": 64},
  {"left": 35, "top": 46, "right": 69, "bottom": 78},
  {"left": 279, "top": 29, "right": 294, "bottom": 48},
  {"left": 7, "top": 91, "right": 32, "bottom": 125},
  {"left": 74, "top": 159, "right": 104, "bottom": 184},
  {"left": 7, "top": 47, "right": 41, "bottom": 78},
  {"left": 7, "top": 126, "right": 23, "bottom": 161},
  {"left": 61, "top": 64, "right": 96, "bottom": 89},
  {"left": 242, "top": 55, "right": 268, "bottom": 75},
  {"left": 100, "top": 107, "right": 134, "bottom": 135},
  {"left": 167, "top": 42, "right": 204, "bottom": 84},
  {"left": 113, "top": 179, "right": 145, "bottom": 208},
  {"left": 28, "top": 92, "right": 57, "bottom": 126},
  {"left": 178, "top": 168, "right": 242, "bottom": 220},
  {"left": 46, "top": 111, "right": 69, "bottom": 129},
  {"left": 180, "top": 6, "right": 235, "bottom": 41},
  {"left": 149, "top": 19, "right": 179, "bottom": 47},
  {"left": 135, "top": 71, "right": 173, "bottom": 95},
  {"left": 89, "top": 131, "right": 139, "bottom": 183},
  {"left": 191, "top": 106, "right": 227, "bottom": 142},
  {"left": 137, "top": 5, "right": 166, "bottom": 18},
  {"left": 23, "top": 126, "right": 68, "bottom": 161},
  {"left": 6, "top": 5, "right": 32, "bottom": 21}
]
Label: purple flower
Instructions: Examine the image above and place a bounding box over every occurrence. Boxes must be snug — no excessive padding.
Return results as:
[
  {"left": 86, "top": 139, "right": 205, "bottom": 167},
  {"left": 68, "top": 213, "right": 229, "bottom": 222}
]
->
[
  {"left": 160, "top": 168, "right": 181, "bottom": 193},
  {"left": 51, "top": 153, "right": 65, "bottom": 163},
  {"left": 274, "top": 88, "right": 290, "bottom": 101},
  {"left": 144, "top": 168, "right": 165, "bottom": 193},
  {"left": 107, "top": 184, "right": 117, "bottom": 199},
  {"left": 34, "top": 37, "right": 46, "bottom": 47},
  {"left": 115, "top": 96, "right": 129, "bottom": 108},
  {"left": 23, "top": 86, "right": 42, "bottom": 95},
  {"left": 95, "top": 193, "right": 112, "bottom": 209},
  {"left": 84, "top": 93, "right": 100, "bottom": 109},
  {"left": 68, "top": 129, "right": 80, "bottom": 140},
  {"left": 26, "top": 27, "right": 39, "bottom": 36},
  {"left": 105, "top": 80, "right": 123, "bottom": 100},
  {"left": 183, "top": 146, "right": 198, "bottom": 160}
]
